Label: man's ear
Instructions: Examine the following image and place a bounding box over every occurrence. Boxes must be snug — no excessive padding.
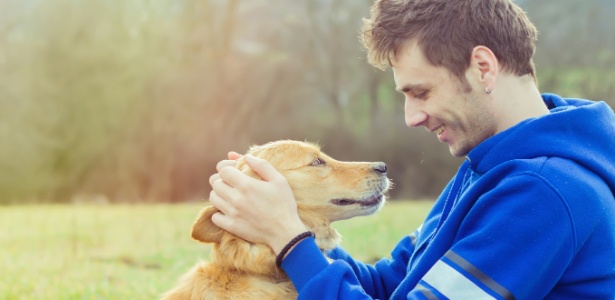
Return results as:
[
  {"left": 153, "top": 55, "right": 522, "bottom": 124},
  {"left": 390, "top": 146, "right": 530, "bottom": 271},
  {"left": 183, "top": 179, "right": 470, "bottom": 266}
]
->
[
  {"left": 470, "top": 45, "right": 499, "bottom": 90},
  {"left": 191, "top": 205, "right": 224, "bottom": 243}
]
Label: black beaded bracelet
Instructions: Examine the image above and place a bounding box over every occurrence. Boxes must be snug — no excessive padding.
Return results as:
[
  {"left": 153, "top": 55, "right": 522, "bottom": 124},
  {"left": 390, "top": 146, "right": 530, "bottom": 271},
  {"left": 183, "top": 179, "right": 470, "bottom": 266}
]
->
[{"left": 275, "top": 231, "right": 315, "bottom": 267}]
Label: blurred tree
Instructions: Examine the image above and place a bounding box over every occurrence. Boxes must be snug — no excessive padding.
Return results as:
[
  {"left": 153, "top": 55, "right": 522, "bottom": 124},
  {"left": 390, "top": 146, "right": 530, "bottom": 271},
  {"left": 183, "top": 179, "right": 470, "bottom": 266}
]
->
[
  {"left": 0, "top": 0, "right": 189, "bottom": 202},
  {"left": 0, "top": 0, "right": 612, "bottom": 203},
  {"left": 525, "top": 0, "right": 615, "bottom": 104}
]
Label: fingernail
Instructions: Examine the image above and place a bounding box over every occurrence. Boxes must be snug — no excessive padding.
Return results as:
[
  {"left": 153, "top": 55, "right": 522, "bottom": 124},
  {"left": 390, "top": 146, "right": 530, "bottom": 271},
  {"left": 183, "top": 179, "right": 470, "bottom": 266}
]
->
[{"left": 244, "top": 154, "right": 256, "bottom": 162}]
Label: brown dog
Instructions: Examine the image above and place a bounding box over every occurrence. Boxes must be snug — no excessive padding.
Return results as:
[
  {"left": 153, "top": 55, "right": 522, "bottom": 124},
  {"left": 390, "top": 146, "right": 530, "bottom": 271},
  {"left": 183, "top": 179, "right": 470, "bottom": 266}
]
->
[{"left": 161, "top": 140, "right": 391, "bottom": 299}]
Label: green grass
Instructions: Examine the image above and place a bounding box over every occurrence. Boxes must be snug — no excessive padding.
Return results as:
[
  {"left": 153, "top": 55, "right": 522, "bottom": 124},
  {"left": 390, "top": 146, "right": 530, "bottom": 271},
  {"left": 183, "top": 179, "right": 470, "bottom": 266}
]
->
[{"left": 0, "top": 201, "right": 433, "bottom": 299}]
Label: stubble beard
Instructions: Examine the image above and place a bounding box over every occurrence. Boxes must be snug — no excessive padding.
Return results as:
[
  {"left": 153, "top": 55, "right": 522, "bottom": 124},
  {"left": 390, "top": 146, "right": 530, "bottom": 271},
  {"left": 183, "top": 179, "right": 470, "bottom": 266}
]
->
[{"left": 448, "top": 92, "right": 495, "bottom": 157}]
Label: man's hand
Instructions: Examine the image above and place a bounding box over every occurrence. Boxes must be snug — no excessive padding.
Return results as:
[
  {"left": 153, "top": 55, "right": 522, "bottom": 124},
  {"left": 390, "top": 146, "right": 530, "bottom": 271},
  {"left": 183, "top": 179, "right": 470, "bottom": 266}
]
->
[{"left": 209, "top": 152, "right": 308, "bottom": 255}]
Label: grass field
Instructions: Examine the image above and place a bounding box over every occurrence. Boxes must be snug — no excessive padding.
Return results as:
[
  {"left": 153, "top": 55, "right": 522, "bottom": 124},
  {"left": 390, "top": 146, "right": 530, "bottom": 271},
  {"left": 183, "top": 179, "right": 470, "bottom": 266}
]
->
[{"left": 0, "top": 200, "right": 433, "bottom": 299}]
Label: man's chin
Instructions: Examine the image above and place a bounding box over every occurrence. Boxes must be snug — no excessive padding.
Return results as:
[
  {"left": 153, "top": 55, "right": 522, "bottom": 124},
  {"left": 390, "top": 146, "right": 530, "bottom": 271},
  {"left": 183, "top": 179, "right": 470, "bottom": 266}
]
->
[{"left": 448, "top": 143, "right": 472, "bottom": 157}]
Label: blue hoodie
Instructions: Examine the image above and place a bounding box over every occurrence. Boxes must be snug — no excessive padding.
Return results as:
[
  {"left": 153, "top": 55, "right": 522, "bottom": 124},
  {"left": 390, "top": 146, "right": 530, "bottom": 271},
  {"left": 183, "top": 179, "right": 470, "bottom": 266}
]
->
[{"left": 281, "top": 94, "right": 615, "bottom": 299}]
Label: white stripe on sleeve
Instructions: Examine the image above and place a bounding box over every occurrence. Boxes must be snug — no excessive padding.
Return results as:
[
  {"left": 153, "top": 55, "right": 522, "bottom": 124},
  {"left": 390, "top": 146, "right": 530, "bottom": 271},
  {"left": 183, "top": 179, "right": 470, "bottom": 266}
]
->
[{"left": 422, "top": 260, "right": 496, "bottom": 300}]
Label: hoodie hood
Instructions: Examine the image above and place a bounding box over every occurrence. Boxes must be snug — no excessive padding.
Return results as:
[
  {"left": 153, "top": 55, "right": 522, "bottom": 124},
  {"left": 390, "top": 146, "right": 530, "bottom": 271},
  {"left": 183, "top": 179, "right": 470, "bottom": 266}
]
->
[{"left": 467, "top": 93, "right": 615, "bottom": 194}]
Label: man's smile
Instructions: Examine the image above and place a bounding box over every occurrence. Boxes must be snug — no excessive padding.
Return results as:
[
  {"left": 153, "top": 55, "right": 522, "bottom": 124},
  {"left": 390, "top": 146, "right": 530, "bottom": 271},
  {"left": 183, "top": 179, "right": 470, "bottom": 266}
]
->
[{"left": 435, "top": 124, "right": 445, "bottom": 136}]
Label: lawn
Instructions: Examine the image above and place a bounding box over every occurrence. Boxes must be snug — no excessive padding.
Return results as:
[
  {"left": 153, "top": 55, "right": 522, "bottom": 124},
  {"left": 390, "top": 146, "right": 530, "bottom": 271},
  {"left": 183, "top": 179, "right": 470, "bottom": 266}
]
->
[{"left": 0, "top": 200, "right": 433, "bottom": 299}]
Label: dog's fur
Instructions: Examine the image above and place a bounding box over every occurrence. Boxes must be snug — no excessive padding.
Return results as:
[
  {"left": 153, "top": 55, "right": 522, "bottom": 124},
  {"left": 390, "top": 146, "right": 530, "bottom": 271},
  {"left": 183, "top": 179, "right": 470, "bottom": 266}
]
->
[{"left": 161, "top": 140, "right": 391, "bottom": 299}]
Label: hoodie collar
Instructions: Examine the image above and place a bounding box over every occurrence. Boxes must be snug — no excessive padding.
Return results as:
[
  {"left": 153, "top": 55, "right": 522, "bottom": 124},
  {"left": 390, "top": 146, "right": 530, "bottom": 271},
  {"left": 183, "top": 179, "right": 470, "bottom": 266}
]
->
[{"left": 466, "top": 93, "right": 614, "bottom": 175}]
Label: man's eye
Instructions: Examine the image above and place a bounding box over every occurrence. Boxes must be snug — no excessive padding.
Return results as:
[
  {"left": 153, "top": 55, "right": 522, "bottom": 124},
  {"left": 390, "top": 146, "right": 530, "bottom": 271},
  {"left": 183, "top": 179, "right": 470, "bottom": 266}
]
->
[
  {"left": 309, "top": 158, "right": 326, "bottom": 166},
  {"left": 414, "top": 91, "right": 428, "bottom": 100}
]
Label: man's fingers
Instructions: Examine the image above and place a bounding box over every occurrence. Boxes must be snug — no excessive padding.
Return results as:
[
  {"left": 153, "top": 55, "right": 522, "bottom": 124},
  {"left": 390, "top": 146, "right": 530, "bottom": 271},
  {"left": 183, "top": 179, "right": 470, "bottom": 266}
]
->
[
  {"left": 228, "top": 151, "right": 242, "bottom": 160},
  {"left": 209, "top": 173, "right": 220, "bottom": 187},
  {"left": 211, "top": 211, "right": 256, "bottom": 245},
  {"left": 209, "top": 189, "right": 234, "bottom": 216},
  {"left": 218, "top": 165, "right": 259, "bottom": 189},
  {"left": 210, "top": 177, "right": 238, "bottom": 203},
  {"left": 210, "top": 211, "right": 232, "bottom": 232},
  {"left": 216, "top": 159, "right": 239, "bottom": 172},
  {"left": 244, "top": 154, "right": 284, "bottom": 183},
  {"left": 213, "top": 152, "right": 241, "bottom": 175}
]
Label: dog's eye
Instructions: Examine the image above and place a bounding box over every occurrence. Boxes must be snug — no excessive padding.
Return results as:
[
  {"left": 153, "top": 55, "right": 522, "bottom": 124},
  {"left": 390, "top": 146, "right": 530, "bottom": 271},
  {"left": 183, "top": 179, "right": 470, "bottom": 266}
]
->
[{"left": 309, "top": 158, "right": 326, "bottom": 166}]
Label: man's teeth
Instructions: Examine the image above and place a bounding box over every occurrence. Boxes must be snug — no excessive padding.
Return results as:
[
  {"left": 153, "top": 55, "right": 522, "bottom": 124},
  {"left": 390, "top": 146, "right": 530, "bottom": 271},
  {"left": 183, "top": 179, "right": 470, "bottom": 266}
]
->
[{"left": 436, "top": 125, "right": 445, "bottom": 135}]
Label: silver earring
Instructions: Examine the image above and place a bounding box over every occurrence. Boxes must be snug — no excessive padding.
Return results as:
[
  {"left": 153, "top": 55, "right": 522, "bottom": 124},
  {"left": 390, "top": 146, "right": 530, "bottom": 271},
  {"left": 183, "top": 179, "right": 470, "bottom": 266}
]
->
[{"left": 485, "top": 86, "right": 491, "bottom": 94}]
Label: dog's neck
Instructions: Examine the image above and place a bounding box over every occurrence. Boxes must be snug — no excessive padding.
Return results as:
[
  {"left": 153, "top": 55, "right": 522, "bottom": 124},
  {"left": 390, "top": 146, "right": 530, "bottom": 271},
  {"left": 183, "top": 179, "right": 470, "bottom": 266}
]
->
[
  {"left": 300, "top": 214, "right": 341, "bottom": 250},
  {"left": 210, "top": 217, "right": 340, "bottom": 279}
]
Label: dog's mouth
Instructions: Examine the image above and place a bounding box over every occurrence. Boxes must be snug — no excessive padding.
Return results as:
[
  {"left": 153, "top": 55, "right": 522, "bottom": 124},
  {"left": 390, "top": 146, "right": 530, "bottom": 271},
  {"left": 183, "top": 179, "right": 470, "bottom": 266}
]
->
[{"left": 330, "top": 193, "right": 384, "bottom": 207}]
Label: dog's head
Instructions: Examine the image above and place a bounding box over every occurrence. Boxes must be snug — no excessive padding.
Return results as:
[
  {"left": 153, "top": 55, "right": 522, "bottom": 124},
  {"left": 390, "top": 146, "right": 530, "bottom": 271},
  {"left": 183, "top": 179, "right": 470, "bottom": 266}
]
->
[{"left": 191, "top": 140, "right": 391, "bottom": 271}]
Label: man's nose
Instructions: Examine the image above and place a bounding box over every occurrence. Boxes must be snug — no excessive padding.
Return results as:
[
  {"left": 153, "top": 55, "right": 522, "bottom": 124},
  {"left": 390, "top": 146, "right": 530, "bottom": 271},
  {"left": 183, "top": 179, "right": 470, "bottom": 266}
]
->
[{"left": 404, "top": 109, "right": 428, "bottom": 127}]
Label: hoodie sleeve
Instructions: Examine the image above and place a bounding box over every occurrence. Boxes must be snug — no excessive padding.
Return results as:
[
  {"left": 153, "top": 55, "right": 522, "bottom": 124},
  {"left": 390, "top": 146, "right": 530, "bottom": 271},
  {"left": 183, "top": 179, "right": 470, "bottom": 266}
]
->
[{"left": 281, "top": 231, "right": 418, "bottom": 299}]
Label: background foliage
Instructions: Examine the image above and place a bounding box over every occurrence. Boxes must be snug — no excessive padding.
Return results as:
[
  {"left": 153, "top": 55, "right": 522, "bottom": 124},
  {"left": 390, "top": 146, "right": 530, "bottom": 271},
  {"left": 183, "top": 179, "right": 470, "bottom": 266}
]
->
[{"left": 1, "top": 0, "right": 614, "bottom": 203}]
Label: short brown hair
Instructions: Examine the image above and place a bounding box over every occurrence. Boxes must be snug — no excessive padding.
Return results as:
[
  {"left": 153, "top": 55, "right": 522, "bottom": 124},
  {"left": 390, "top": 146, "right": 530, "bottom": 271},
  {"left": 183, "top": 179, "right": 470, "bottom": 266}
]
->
[{"left": 361, "top": 0, "right": 538, "bottom": 84}]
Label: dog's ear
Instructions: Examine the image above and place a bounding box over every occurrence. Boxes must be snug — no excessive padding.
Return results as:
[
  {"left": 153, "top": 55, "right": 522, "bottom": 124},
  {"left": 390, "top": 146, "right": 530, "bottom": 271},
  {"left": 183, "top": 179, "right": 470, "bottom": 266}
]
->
[{"left": 191, "top": 205, "right": 224, "bottom": 244}]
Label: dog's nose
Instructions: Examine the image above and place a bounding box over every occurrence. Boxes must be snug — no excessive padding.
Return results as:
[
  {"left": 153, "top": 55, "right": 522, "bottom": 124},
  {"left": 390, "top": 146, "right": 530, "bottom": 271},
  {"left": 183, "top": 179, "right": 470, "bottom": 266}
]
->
[{"left": 373, "top": 163, "right": 387, "bottom": 174}]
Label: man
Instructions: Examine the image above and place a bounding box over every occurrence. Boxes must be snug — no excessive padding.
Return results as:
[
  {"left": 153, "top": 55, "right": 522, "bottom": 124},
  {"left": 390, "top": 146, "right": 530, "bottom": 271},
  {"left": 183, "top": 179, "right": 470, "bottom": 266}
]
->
[{"left": 208, "top": 0, "right": 615, "bottom": 298}]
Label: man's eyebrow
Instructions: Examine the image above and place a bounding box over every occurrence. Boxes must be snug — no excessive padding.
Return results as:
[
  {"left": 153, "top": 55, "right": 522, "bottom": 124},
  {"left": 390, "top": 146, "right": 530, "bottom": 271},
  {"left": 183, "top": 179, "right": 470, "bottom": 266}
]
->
[{"left": 395, "top": 83, "right": 428, "bottom": 94}]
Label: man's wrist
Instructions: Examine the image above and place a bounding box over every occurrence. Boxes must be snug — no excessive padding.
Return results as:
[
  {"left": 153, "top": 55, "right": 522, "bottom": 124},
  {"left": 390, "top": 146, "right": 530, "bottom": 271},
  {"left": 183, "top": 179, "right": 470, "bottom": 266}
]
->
[
  {"left": 275, "top": 231, "right": 315, "bottom": 267},
  {"left": 271, "top": 226, "right": 309, "bottom": 256}
]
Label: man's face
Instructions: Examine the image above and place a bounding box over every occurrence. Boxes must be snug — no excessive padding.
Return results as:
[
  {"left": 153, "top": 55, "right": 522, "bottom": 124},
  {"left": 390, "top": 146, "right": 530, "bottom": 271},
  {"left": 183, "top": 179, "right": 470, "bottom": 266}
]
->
[{"left": 391, "top": 43, "right": 497, "bottom": 157}]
